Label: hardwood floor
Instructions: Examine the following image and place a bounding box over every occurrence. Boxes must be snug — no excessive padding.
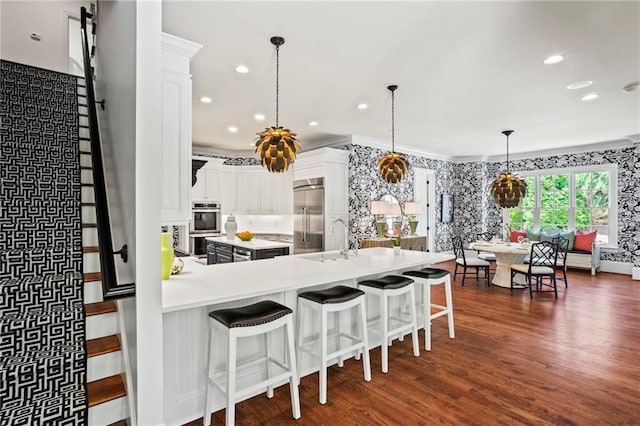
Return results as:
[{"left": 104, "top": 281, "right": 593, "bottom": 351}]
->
[{"left": 188, "top": 263, "right": 640, "bottom": 425}]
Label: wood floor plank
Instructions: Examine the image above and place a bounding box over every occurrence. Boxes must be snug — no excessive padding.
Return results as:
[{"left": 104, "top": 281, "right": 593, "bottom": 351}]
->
[
  {"left": 87, "top": 334, "right": 121, "bottom": 357},
  {"left": 83, "top": 246, "right": 100, "bottom": 253},
  {"left": 85, "top": 301, "right": 117, "bottom": 316},
  {"left": 185, "top": 263, "right": 640, "bottom": 425},
  {"left": 87, "top": 374, "right": 126, "bottom": 407},
  {"left": 84, "top": 272, "right": 101, "bottom": 282}
]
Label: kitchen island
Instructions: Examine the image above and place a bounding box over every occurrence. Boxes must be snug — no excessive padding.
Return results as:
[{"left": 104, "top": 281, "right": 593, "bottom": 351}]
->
[
  {"left": 206, "top": 236, "right": 291, "bottom": 264},
  {"left": 162, "top": 248, "right": 454, "bottom": 424}
]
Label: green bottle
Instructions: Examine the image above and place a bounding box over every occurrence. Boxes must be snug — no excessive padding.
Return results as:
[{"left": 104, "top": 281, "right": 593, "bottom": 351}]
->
[{"left": 161, "top": 232, "right": 174, "bottom": 280}]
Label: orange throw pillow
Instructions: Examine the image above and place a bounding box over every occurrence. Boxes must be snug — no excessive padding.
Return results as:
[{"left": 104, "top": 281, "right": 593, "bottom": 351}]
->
[
  {"left": 511, "top": 230, "right": 527, "bottom": 242},
  {"left": 573, "top": 230, "right": 596, "bottom": 252}
]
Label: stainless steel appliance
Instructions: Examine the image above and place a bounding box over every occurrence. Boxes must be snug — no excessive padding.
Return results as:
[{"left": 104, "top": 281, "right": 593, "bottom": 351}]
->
[
  {"left": 191, "top": 202, "right": 221, "bottom": 234},
  {"left": 189, "top": 234, "right": 220, "bottom": 258},
  {"left": 233, "top": 247, "right": 253, "bottom": 262},
  {"left": 293, "top": 178, "right": 324, "bottom": 254}
]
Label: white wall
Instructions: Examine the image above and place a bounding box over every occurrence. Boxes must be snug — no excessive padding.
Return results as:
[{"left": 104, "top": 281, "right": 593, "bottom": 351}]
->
[
  {"left": 95, "top": 0, "right": 136, "bottom": 284},
  {"left": 0, "top": 0, "right": 91, "bottom": 73},
  {"left": 135, "top": 1, "right": 164, "bottom": 425}
]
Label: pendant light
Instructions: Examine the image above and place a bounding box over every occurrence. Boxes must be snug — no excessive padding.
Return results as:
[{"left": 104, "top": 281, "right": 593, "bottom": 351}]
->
[
  {"left": 254, "top": 36, "right": 301, "bottom": 173},
  {"left": 377, "top": 85, "right": 409, "bottom": 184},
  {"left": 490, "top": 130, "right": 527, "bottom": 208}
]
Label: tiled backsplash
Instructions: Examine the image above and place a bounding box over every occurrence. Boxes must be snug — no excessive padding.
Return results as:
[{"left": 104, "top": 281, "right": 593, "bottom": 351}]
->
[{"left": 222, "top": 215, "right": 294, "bottom": 235}]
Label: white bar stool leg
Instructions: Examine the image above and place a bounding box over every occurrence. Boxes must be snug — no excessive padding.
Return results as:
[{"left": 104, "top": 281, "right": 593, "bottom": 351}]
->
[
  {"left": 285, "top": 316, "right": 301, "bottom": 419},
  {"left": 295, "top": 300, "right": 305, "bottom": 385},
  {"left": 409, "top": 285, "right": 420, "bottom": 357},
  {"left": 203, "top": 323, "right": 215, "bottom": 426},
  {"left": 444, "top": 274, "right": 455, "bottom": 339},
  {"left": 264, "top": 332, "right": 273, "bottom": 398},
  {"left": 381, "top": 290, "right": 389, "bottom": 373},
  {"left": 319, "top": 308, "right": 328, "bottom": 404},
  {"left": 226, "top": 331, "right": 237, "bottom": 426},
  {"left": 359, "top": 298, "right": 372, "bottom": 382},
  {"left": 424, "top": 280, "right": 432, "bottom": 351}
]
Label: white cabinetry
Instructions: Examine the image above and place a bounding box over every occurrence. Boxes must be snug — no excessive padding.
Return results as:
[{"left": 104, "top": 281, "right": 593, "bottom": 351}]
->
[
  {"left": 192, "top": 157, "right": 224, "bottom": 202},
  {"left": 293, "top": 148, "right": 349, "bottom": 251},
  {"left": 160, "top": 33, "right": 201, "bottom": 225}
]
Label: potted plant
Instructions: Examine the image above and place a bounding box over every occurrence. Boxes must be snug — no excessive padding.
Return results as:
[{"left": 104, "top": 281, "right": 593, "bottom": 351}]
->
[{"left": 391, "top": 236, "right": 401, "bottom": 255}]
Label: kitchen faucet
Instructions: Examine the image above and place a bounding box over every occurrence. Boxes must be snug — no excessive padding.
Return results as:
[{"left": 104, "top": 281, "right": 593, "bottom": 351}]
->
[{"left": 330, "top": 218, "right": 353, "bottom": 258}]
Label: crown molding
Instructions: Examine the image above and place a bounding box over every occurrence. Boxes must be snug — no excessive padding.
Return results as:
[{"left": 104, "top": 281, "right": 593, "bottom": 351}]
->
[
  {"left": 161, "top": 32, "right": 202, "bottom": 59},
  {"left": 350, "top": 134, "right": 458, "bottom": 162},
  {"left": 484, "top": 138, "right": 635, "bottom": 163},
  {"left": 192, "top": 144, "right": 254, "bottom": 158},
  {"left": 625, "top": 133, "right": 640, "bottom": 144}
]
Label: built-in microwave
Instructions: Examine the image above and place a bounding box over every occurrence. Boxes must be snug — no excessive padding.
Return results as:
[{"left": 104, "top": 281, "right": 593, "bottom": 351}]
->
[{"left": 191, "top": 202, "right": 221, "bottom": 234}]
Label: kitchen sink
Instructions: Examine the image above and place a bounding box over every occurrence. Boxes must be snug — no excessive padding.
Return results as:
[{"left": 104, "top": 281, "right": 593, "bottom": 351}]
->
[{"left": 300, "top": 252, "right": 355, "bottom": 262}]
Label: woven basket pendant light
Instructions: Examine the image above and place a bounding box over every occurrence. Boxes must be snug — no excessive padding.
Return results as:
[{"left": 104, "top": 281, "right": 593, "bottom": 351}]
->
[
  {"left": 254, "top": 36, "right": 301, "bottom": 173},
  {"left": 377, "top": 85, "right": 409, "bottom": 184},
  {"left": 490, "top": 130, "right": 527, "bottom": 208}
]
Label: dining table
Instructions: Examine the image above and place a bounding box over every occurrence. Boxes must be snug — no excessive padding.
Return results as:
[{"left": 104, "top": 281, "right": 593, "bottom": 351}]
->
[{"left": 470, "top": 241, "right": 531, "bottom": 288}]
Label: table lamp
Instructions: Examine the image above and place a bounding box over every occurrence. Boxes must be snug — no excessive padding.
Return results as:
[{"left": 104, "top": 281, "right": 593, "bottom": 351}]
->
[
  {"left": 404, "top": 202, "right": 421, "bottom": 235},
  {"left": 370, "top": 200, "right": 388, "bottom": 239}
]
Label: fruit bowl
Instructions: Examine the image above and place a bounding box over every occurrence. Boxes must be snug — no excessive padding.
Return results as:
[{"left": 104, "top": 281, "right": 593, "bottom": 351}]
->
[{"left": 236, "top": 231, "right": 255, "bottom": 241}]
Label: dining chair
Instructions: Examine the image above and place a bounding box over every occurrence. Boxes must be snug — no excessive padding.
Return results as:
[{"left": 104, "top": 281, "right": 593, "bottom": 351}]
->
[
  {"left": 510, "top": 241, "right": 559, "bottom": 298},
  {"left": 475, "top": 232, "right": 496, "bottom": 271},
  {"left": 551, "top": 236, "right": 570, "bottom": 287},
  {"left": 452, "top": 236, "right": 490, "bottom": 286}
]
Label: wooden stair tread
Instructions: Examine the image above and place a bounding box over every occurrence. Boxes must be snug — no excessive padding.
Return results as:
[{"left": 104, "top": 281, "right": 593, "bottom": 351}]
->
[
  {"left": 80, "top": 166, "right": 92, "bottom": 170},
  {"left": 84, "top": 272, "right": 101, "bottom": 282},
  {"left": 86, "top": 300, "right": 117, "bottom": 316},
  {"left": 81, "top": 183, "right": 94, "bottom": 187},
  {"left": 87, "top": 334, "right": 121, "bottom": 357},
  {"left": 83, "top": 246, "right": 100, "bottom": 253},
  {"left": 82, "top": 223, "right": 98, "bottom": 228},
  {"left": 87, "top": 374, "right": 126, "bottom": 407},
  {"left": 82, "top": 202, "right": 96, "bottom": 207}
]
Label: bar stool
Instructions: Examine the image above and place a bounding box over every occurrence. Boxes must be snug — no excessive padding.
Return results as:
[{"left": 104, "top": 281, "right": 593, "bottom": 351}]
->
[
  {"left": 204, "top": 300, "right": 300, "bottom": 426},
  {"left": 296, "top": 285, "right": 371, "bottom": 405},
  {"left": 358, "top": 275, "right": 419, "bottom": 373},
  {"left": 403, "top": 267, "right": 455, "bottom": 351}
]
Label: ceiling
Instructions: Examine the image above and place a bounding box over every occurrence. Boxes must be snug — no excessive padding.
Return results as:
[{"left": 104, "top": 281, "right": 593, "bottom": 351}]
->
[{"left": 162, "top": 1, "right": 640, "bottom": 158}]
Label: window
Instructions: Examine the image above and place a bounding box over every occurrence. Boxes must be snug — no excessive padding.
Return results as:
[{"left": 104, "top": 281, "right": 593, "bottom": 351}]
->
[{"left": 507, "top": 165, "right": 617, "bottom": 246}]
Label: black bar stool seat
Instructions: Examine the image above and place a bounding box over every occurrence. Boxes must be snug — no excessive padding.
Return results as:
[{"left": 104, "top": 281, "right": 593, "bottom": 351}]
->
[
  {"left": 359, "top": 275, "right": 414, "bottom": 290},
  {"left": 299, "top": 285, "right": 365, "bottom": 304},
  {"left": 403, "top": 267, "right": 449, "bottom": 280},
  {"left": 209, "top": 300, "right": 292, "bottom": 328}
]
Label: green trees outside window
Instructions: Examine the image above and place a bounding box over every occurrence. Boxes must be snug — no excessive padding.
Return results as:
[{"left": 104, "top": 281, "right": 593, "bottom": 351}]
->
[{"left": 508, "top": 170, "right": 610, "bottom": 244}]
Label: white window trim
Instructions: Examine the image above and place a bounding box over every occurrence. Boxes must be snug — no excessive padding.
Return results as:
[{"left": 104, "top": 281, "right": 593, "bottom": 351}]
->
[{"left": 503, "top": 163, "right": 618, "bottom": 249}]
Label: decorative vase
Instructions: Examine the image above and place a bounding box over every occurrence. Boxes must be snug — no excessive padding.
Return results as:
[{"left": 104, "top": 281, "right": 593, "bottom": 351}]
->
[
  {"left": 375, "top": 216, "right": 385, "bottom": 239},
  {"left": 408, "top": 217, "right": 418, "bottom": 235},
  {"left": 225, "top": 214, "right": 237, "bottom": 240},
  {"left": 161, "top": 232, "right": 174, "bottom": 280}
]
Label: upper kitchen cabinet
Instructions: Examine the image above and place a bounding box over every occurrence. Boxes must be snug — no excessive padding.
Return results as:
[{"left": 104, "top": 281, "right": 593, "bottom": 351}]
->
[
  {"left": 233, "top": 166, "right": 293, "bottom": 215},
  {"left": 160, "top": 33, "right": 202, "bottom": 225},
  {"left": 192, "top": 157, "right": 225, "bottom": 202}
]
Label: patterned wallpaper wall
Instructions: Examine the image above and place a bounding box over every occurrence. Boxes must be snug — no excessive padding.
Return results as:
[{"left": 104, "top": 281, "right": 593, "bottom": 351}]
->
[
  {"left": 193, "top": 142, "right": 639, "bottom": 267},
  {"left": 484, "top": 146, "right": 639, "bottom": 265}
]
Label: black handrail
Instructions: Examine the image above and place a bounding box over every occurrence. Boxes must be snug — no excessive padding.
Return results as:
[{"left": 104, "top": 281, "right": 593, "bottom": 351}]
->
[{"left": 80, "top": 7, "right": 135, "bottom": 299}]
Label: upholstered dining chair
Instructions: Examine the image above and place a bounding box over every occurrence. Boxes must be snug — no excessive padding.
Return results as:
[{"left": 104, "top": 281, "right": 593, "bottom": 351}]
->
[
  {"left": 452, "top": 236, "right": 490, "bottom": 286},
  {"left": 510, "top": 241, "right": 559, "bottom": 298}
]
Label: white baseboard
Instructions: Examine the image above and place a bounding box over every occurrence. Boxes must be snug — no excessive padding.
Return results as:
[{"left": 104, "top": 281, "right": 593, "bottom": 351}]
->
[
  {"left": 632, "top": 266, "right": 640, "bottom": 280},
  {"left": 117, "top": 300, "right": 137, "bottom": 426},
  {"left": 600, "top": 261, "right": 633, "bottom": 275}
]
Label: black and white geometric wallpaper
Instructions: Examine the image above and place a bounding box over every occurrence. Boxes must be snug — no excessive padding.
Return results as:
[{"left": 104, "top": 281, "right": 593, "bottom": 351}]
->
[{"left": 0, "top": 60, "right": 87, "bottom": 424}]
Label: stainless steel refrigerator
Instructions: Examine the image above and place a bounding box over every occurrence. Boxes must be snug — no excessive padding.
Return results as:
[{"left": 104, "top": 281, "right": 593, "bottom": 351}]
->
[{"left": 293, "top": 178, "right": 324, "bottom": 254}]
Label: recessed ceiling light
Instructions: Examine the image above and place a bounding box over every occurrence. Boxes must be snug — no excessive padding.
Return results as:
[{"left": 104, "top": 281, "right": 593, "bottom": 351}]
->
[
  {"left": 254, "top": 113, "right": 265, "bottom": 121},
  {"left": 228, "top": 126, "right": 238, "bottom": 133},
  {"left": 200, "top": 96, "right": 212, "bottom": 103},
  {"left": 235, "top": 65, "right": 249, "bottom": 74},
  {"left": 581, "top": 93, "right": 599, "bottom": 101},
  {"left": 543, "top": 55, "right": 564, "bottom": 65},
  {"left": 567, "top": 81, "right": 593, "bottom": 90},
  {"left": 357, "top": 103, "right": 368, "bottom": 110},
  {"left": 622, "top": 82, "right": 639, "bottom": 93},
  {"left": 308, "top": 121, "right": 318, "bottom": 126}
]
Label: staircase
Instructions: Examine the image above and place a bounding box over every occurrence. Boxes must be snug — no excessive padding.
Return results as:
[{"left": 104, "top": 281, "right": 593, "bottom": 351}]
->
[{"left": 78, "top": 78, "right": 131, "bottom": 425}]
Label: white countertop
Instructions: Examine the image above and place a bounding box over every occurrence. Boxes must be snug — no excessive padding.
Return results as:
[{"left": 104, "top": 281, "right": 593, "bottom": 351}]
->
[
  {"left": 162, "top": 248, "right": 454, "bottom": 313},
  {"left": 205, "top": 236, "right": 292, "bottom": 250}
]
